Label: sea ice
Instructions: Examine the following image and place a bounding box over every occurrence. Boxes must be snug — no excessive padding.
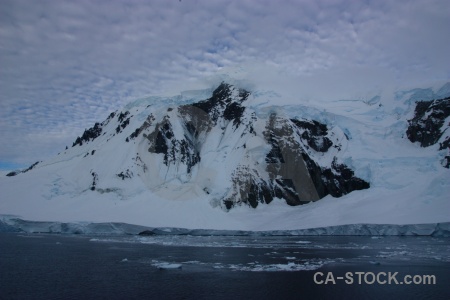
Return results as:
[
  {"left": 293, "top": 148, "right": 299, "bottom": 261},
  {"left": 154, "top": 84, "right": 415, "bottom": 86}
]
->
[{"left": 152, "top": 261, "right": 183, "bottom": 270}]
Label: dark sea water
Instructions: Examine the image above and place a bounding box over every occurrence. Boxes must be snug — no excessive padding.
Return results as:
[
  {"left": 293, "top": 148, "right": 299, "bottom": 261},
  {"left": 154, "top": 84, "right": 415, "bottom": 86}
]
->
[{"left": 0, "top": 233, "right": 449, "bottom": 300}]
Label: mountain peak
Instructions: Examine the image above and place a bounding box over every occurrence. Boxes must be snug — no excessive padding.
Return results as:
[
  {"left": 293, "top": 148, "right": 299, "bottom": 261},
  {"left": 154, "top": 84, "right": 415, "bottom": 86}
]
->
[
  {"left": 1, "top": 82, "right": 449, "bottom": 231},
  {"left": 189, "top": 82, "right": 250, "bottom": 127}
]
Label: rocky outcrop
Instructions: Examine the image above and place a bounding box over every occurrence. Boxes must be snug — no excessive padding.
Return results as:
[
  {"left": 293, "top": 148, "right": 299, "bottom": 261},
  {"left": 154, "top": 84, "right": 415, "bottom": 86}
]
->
[
  {"left": 304, "top": 156, "right": 370, "bottom": 198},
  {"left": 407, "top": 97, "right": 450, "bottom": 147},
  {"left": 72, "top": 122, "right": 103, "bottom": 147},
  {"left": 129, "top": 114, "right": 155, "bottom": 140},
  {"left": 146, "top": 116, "right": 201, "bottom": 174},
  {"left": 407, "top": 97, "right": 450, "bottom": 168},
  {"left": 141, "top": 83, "right": 369, "bottom": 210},
  {"left": 263, "top": 113, "right": 321, "bottom": 205},
  {"left": 29, "top": 82, "right": 371, "bottom": 210},
  {"left": 440, "top": 136, "right": 450, "bottom": 168},
  {"left": 291, "top": 119, "right": 333, "bottom": 152},
  {"left": 191, "top": 82, "right": 249, "bottom": 127},
  {"left": 6, "top": 161, "right": 40, "bottom": 177}
]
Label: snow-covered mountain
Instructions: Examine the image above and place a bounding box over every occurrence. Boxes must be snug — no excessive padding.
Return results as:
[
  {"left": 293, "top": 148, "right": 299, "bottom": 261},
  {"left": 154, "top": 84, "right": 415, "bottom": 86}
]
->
[{"left": 1, "top": 82, "right": 449, "bottom": 231}]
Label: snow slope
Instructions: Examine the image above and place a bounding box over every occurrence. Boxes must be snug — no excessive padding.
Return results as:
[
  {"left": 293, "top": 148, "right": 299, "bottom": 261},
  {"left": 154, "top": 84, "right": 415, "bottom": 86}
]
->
[{"left": 0, "top": 81, "right": 449, "bottom": 231}]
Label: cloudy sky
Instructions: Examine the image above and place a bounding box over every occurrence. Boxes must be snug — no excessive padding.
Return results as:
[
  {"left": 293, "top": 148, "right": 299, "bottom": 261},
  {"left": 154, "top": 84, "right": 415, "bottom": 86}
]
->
[{"left": 1, "top": 0, "right": 449, "bottom": 170}]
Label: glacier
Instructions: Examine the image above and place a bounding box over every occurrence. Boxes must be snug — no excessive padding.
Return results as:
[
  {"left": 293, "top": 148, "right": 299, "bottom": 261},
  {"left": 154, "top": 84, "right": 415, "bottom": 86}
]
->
[
  {"left": 0, "top": 81, "right": 449, "bottom": 232},
  {"left": 1, "top": 215, "right": 449, "bottom": 237}
]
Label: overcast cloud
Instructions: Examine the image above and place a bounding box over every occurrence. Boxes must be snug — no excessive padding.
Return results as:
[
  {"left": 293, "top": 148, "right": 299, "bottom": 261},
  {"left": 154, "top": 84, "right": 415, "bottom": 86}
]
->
[{"left": 0, "top": 0, "right": 449, "bottom": 168}]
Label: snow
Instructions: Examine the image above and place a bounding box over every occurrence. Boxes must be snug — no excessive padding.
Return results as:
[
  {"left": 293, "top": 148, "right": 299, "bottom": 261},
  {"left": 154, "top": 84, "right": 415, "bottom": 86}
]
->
[
  {"left": 0, "top": 170, "right": 10, "bottom": 177},
  {"left": 1, "top": 215, "right": 448, "bottom": 236},
  {"left": 0, "top": 81, "right": 449, "bottom": 233}
]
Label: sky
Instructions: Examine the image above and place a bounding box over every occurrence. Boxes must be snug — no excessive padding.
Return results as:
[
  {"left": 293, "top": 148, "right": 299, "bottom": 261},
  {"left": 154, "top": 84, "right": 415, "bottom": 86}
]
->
[{"left": 0, "top": 0, "right": 449, "bottom": 170}]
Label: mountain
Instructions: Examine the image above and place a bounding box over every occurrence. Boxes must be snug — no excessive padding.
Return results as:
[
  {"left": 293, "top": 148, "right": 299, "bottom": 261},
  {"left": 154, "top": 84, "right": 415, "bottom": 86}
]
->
[{"left": 1, "top": 82, "right": 449, "bottom": 231}]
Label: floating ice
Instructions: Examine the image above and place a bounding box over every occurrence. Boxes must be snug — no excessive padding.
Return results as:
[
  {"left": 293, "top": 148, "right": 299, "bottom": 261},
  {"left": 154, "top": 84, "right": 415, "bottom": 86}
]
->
[
  {"left": 228, "top": 261, "right": 324, "bottom": 272},
  {"left": 152, "top": 261, "right": 182, "bottom": 270}
]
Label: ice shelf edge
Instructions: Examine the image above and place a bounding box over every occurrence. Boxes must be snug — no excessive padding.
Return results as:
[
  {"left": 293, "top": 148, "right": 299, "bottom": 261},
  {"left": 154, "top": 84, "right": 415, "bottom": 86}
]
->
[{"left": 1, "top": 215, "right": 449, "bottom": 237}]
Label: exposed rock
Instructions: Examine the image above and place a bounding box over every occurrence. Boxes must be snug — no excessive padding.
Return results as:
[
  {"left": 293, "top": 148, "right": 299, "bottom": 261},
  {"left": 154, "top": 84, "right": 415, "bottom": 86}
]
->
[
  {"left": 191, "top": 82, "right": 248, "bottom": 127},
  {"left": 147, "top": 116, "right": 200, "bottom": 174},
  {"left": 263, "top": 113, "right": 320, "bottom": 205},
  {"left": 6, "top": 161, "right": 40, "bottom": 177},
  {"left": 406, "top": 97, "right": 450, "bottom": 168},
  {"left": 45, "top": 82, "right": 371, "bottom": 210},
  {"left": 90, "top": 171, "right": 98, "bottom": 191},
  {"left": 72, "top": 122, "right": 102, "bottom": 147},
  {"left": 5, "top": 171, "right": 19, "bottom": 177},
  {"left": 291, "top": 119, "right": 333, "bottom": 152},
  {"left": 117, "top": 111, "right": 130, "bottom": 123},
  {"left": 321, "top": 158, "right": 370, "bottom": 197},
  {"left": 117, "top": 169, "right": 133, "bottom": 180},
  {"left": 22, "top": 161, "right": 40, "bottom": 173},
  {"left": 266, "top": 115, "right": 368, "bottom": 204},
  {"left": 140, "top": 83, "right": 369, "bottom": 210},
  {"left": 224, "top": 166, "right": 274, "bottom": 209},
  {"left": 406, "top": 97, "right": 450, "bottom": 147},
  {"left": 440, "top": 136, "right": 450, "bottom": 168},
  {"left": 129, "top": 114, "right": 155, "bottom": 140}
]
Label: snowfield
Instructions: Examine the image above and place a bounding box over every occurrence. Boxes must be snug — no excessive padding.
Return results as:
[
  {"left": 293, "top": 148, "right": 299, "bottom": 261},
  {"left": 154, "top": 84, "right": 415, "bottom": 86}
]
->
[{"left": 0, "top": 80, "right": 449, "bottom": 233}]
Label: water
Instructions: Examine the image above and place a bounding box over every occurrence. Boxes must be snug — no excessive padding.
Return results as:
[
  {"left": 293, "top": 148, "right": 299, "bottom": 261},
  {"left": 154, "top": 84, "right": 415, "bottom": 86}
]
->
[{"left": 1, "top": 233, "right": 449, "bottom": 299}]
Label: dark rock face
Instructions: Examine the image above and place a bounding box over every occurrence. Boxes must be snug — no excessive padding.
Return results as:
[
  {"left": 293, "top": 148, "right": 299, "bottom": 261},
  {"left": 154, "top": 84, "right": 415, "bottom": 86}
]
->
[
  {"left": 291, "top": 119, "right": 333, "bottom": 152},
  {"left": 224, "top": 166, "right": 276, "bottom": 209},
  {"left": 106, "top": 112, "right": 116, "bottom": 122},
  {"left": 407, "top": 97, "right": 450, "bottom": 147},
  {"left": 22, "top": 161, "right": 40, "bottom": 173},
  {"left": 129, "top": 114, "right": 155, "bottom": 140},
  {"left": 62, "top": 82, "right": 371, "bottom": 209},
  {"left": 115, "top": 111, "right": 131, "bottom": 134},
  {"left": 117, "top": 111, "right": 130, "bottom": 123},
  {"left": 6, "top": 161, "right": 40, "bottom": 177},
  {"left": 223, "top": 101, "right": 246, "bottom": 127},
  {"left": 440, "top": 137, "right": 450, "bottom": 168},
  {"left": 192, "top": 82, "right": 248, "bottom": 127},
  {"left": 261, "top": 114, "right": 320, "bottom": 206},
  {"left": 147, "top": 117, "right": 200, "bottom": 174},
  {"left": 117, "top": 169, "right": 133, "bottom": 180},
  {"left": 72, "top": 110, "right": 132, "bottom": 146},
  {"left": 146, "top": 83, "right": 249, "bottom": 175},
  {"left": 224, "top": 111, "right": 369, "bottom": 210},
  {"left": 90, "top": 171, "right": 98, "bottom": 191},
  {"left": 406, "top": 97, "right": 450, "bottom": 168},
  {"left": 72, "top": 122, "right": 102, "bottom": 147},
  {"left": 304, "top": 156, "right": 370, "bottom": 198},
  {"left": 262, "top": 115, "right": 369, "bottom": 207},
  {"left": 142, "top": 83, "right": 370, "bottom": 210},
  {"left": 71, "top": 111, "right": 119, "bottom": 148}
]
